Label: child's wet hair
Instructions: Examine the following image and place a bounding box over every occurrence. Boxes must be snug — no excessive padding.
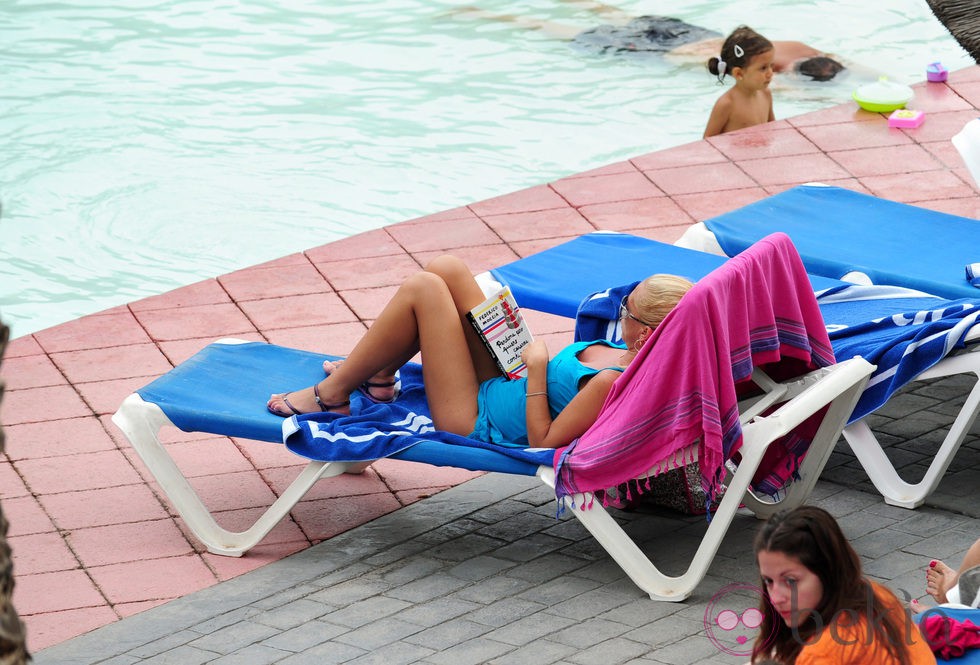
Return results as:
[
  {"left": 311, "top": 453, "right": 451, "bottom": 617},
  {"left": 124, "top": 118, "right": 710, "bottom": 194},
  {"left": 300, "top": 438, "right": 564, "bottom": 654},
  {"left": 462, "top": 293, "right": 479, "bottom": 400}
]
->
[{"left": 707, "top": 26, "right": 773, "bottom": 82}]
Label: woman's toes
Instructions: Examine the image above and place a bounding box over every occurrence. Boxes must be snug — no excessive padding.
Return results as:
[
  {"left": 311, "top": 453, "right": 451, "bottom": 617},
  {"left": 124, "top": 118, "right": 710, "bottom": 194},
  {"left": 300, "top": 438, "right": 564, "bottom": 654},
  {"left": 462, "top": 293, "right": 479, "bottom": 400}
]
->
[
  {"left": 926, "top": 559, "right": 956, "bottom": 603},
  {"left": 909, "top": 598, "right": 929, "bottom": 614},
  {"left": 267, "top": 393, "right": 298, "bottom": 417}
]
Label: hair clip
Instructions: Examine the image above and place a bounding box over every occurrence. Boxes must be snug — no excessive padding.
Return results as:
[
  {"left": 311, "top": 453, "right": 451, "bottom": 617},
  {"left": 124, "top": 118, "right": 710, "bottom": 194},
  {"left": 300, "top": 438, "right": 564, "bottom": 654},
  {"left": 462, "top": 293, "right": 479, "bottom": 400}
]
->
[
  {"left": 716, "top": 59, "right": 727, "bottom": 83},
  {"left": 734, "top": 44, "right": 744, "bottom": 58}
]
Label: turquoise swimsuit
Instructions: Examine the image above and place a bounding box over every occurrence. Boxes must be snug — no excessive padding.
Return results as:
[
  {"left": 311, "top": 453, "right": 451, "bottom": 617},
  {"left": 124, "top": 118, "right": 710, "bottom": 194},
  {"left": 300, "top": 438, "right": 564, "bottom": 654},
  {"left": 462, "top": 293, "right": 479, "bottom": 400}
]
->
[{"left": 469, "top": 339, "right": 626, "bottom": 446}]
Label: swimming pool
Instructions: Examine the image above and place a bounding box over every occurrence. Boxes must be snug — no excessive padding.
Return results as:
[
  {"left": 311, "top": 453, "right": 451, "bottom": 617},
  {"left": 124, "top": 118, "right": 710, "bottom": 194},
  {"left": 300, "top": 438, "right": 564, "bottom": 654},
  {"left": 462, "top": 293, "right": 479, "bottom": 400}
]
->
[{"left": 0, "top": 0, "right": 970, "bottom": 338}]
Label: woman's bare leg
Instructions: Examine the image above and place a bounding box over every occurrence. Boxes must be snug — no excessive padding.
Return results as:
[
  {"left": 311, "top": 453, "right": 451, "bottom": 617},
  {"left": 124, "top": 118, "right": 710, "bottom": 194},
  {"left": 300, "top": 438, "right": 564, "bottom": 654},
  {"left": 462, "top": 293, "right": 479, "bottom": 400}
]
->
[
  {"left": 422, "top": 255, "right": 502, "bottom": 383},
  {"left": 555, "top": 0, "right": 632, "bottom": 22},
  {"left": 268, "top": 256, "right": 498, "bottom": 434},
  {"left": 451, "top": 7, "right": 582, "bottom": 40}
]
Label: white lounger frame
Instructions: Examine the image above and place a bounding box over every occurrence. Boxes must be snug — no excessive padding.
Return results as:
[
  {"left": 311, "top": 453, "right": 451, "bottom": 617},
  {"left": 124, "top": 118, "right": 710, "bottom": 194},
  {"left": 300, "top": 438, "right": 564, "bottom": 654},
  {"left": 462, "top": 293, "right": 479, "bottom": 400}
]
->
[
  {"left": 677, "top": 223, "right": 980, "bottom": 509},
  {"left": 113, "top": 336, "right": 872, "bottom": 602}
]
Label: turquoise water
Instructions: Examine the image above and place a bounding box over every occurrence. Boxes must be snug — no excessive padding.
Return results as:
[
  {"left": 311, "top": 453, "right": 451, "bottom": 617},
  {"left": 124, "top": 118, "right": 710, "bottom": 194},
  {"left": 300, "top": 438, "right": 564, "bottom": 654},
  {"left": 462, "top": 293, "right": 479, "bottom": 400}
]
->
[{"left": 0, "top": 0, "right": 971, "bottom": 338}]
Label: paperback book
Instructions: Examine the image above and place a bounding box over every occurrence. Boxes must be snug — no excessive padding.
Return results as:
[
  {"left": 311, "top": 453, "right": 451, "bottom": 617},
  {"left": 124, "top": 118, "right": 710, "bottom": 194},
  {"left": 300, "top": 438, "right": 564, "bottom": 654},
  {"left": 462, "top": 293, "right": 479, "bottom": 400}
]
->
[{"left": 466, "top": 286, "right": 534, "bottom": 379}]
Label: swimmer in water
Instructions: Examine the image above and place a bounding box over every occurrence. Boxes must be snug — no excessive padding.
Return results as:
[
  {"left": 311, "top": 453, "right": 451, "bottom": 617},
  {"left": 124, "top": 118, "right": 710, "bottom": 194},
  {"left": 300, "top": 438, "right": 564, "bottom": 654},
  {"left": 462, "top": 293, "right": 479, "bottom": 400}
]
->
[{"left": 451, "top": 3, "right": 845, "bottom": 81}]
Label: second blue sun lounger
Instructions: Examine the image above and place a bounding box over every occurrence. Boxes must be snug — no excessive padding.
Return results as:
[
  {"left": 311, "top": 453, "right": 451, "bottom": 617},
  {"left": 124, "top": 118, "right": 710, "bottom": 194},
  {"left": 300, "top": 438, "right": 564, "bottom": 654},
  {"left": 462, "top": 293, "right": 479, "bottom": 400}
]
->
[
  {"left": 682, "top": 184, "right": 980, "bottom": 301},
  {"left": 490, "top": 231, "right": 980, "bottom": 509},
  {"left": 489, "top": 231, "right": 844, "bottom": 318}
]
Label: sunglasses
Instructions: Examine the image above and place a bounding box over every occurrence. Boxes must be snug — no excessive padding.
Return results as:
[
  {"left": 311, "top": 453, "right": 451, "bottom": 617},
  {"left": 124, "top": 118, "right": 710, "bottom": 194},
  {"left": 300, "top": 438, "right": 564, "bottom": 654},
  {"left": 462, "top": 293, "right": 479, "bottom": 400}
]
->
[{"left": 619, "top": 295, "right": 653, "bottom": 327}]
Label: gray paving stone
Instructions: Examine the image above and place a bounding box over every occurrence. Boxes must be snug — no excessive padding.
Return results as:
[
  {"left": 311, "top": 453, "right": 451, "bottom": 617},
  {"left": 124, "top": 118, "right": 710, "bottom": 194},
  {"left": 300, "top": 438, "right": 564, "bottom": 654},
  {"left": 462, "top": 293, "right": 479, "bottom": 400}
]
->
[
  {"left": 596, "top": 597, "right": 687, "bottom": 628},
  {"left": 900, "top": 523, "right": 980, "bottom": 557},
  {"left": 423, "top": 637, "right": 516, "bottom": 665},
  {"left": 646, "top": 632, "right": 737, "bottom": 665},
  {"left": 550, "top": 616, "right": 632, "bottom": 649},
  {"left": 188, "top": 607, "right": 265, "bottom": 636},
  {"left": 849, "top": 527, "right": 921, "bottom": 559},
  {"left": 252, "top": 582, "right": 328, "bottom": 611},
  {"left": 309, "top": 577, "right": 392, "bottom": 607},
  {"left": 343, "top": 641, "right": 436, "bottom": 665},
  {"left": 505, "top": 552, "right": 593, "bottom": 582},
  {"left": 566, "top": 636, "right": 650, "bottom": 665},
  {"left": 395, "top": 596, "right": 484, "bottom": 627},
  {"left": 362, "top": 540, "right": 439, "bottom": 567},
  {"left": 322, "top": 595, "right": 414, "bottom": 629},
  {"left": 403, "top": 618, "right": 492, "bottom": 650},
  {"left": 275, "top": 639, "right": 367, "bottom": 664},
  {"left": 492, "top": 533, "right": 575, "bottom": 562},
  {"left": 873, "top": 391, "right": 940, "bottom": 418},
  {"left": 862, "top": 548, "right": 931, "bottom": 581},
  {"left": 426, "top": 533, "right": 505, "bottom": 561},
  {"left": 414, "top": 519, "right": 485, "bottom": 545},
  {"left": 187, "top": 620, "right": 281, "bottom": 655},
  {"left": 515, "top": 573, "right": 602, "bottom": 605},
  {"left": 483, "top": 611, "right": 577, "bottom": 647},
  {"left": 209, "top": 643, "right": 291, "bottom": 664},
  {"left": 469, "top": 499, "right": 543, "bottom": 524},
  {"left": 621, "top": 614, "right": 704, "bottom": 650},
  {"left": 384, "top": 571, "right": 471, "bottom": 602},
  {"left": 98, "top": 657, "right": 142, "bottom": 665},
  {"left": 252, "top": 597, "right": 332, "bottom": 630},
  {"left": 371, "top": 556, "right": 448, "bottom": 584},
  {"left": 333, "top": 616, "right": 424, "bottom": 650},
  {"left": 465, "top": 596, "right": 549, "bottom": 627},
  {"left": 446, "top": 554, "right": 517, "bottom": 580},
  {"left": 546, "top": 588, "right": 634, "bottom": 621},
  {"left": 892, "top": 509, "right": 971, "bottom": 537},
  {"left": 448, "top": 574, "right": 536, "bottom": 604},
  {"left": 878, "top": 410, "right": 956, "bottom": 439},
  {"left": 127, "top": 629, "right": 200, "bottom": 659},
  {"left": 486, "top": 638, "right": 578, "bottom": 665},
  {"left": 477, "top": 512, "right": 560, "bottom": 542},
  {"left": 138, "top": 645, "right": 220, "bottom": 665},
  {"left": 259, "top": 619, "right": 348, "bottom": 652},
  {"left": 569, "top": 556, "right": 634, "bottom": 584},
  {"left": 309, "top": 563, "right": 375, "bottom": 589}
]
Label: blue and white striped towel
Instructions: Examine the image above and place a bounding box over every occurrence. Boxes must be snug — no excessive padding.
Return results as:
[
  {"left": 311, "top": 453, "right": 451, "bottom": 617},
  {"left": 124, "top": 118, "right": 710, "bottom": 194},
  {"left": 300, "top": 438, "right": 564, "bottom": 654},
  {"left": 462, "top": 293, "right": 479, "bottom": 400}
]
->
[
  {"left": 967, "top": 263, "right": 980, "bottom": 287},
  {"left": 818, "top": 285, "right": 980, "bottom": 421}
]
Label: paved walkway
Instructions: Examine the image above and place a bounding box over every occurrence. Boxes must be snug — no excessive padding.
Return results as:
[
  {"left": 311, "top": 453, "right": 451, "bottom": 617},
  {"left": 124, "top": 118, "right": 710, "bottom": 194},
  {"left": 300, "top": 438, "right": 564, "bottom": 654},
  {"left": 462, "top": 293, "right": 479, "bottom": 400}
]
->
[
  {"left": 2, "top": 65, "right": 979, "bottom": 661},
  {"left": 32, "top": 477, "right": 980, "bottom": 665}
]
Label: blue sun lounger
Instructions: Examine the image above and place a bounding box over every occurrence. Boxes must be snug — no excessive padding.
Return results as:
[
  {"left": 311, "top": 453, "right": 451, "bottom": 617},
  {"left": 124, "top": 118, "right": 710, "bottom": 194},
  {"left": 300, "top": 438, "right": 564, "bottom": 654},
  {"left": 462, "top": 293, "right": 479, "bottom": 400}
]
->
[
  {"left": 490, "top": 231, "right": 980, "bottom": 509},
  {"left": 676, "top": 184, "right": 980, "bottom": 301},
  {"left": 487, "top": 231, "right": 845, "bottom": 319},
  {"left": 112, "top": 237, "right": 873, "bottom": 602}
]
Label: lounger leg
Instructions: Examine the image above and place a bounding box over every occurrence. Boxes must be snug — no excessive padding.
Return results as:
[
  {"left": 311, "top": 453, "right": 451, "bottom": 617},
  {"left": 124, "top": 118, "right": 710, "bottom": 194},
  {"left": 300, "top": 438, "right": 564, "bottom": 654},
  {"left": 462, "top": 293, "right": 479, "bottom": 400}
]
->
[
  {"left": 112, "top": 394, "right": 360, "bottom": 556},
  {"left": 843, "top": 356, "right": 980, "bottom": 509},
  {"left": 537, "top": 455, "right": 761, "bottom": 602}
]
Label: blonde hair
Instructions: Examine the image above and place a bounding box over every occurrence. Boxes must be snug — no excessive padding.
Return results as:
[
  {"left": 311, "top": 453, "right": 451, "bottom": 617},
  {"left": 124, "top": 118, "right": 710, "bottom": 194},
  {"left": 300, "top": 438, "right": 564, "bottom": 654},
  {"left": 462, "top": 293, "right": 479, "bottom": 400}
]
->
[{"left": 632, "top": 274, "right": 694, "bottom": 331}]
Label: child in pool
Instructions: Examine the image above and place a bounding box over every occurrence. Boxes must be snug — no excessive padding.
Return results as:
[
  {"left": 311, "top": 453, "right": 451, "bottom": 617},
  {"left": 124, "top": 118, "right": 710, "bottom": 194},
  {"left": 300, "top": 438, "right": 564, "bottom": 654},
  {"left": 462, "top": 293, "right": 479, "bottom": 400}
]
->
[
  {"left": 752, "top": 506, "right": 936, "bottom": 664},
  {"left": 267, "top": 254, "right": 693, "bottom": 449},
  {"left": 703, "top": 26, "right": 776, "bottom": 138}
]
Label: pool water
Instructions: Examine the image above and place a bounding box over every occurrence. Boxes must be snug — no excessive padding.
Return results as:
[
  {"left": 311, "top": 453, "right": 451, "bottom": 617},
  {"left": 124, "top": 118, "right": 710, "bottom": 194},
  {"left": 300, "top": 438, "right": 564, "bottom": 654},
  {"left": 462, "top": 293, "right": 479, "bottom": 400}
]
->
[{"left": 0, "top": 0, "right": 970, "bottom": 338}]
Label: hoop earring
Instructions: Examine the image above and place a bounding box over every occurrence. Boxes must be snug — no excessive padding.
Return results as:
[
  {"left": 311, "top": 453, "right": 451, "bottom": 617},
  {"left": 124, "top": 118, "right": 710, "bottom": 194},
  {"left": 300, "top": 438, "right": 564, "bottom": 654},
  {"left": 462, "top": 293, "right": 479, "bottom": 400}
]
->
[{"left": 633, "top": 340, "right": 643, "bottom": 352}]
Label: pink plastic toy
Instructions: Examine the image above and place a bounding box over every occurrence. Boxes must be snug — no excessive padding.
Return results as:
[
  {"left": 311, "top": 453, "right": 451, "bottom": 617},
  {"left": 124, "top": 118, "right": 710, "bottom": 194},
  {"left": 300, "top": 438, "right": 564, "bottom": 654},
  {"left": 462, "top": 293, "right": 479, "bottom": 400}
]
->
[
  {"left": 927, "top": 62, "right": 948, "bottom": 82},
  {"left": 888, "top": 109, "right": 925, "bottom": 128}
]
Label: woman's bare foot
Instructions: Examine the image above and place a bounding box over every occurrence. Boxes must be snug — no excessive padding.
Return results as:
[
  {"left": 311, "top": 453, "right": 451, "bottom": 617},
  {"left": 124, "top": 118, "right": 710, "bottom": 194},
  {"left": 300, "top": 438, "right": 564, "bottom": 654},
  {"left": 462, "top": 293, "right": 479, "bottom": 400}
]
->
[
  {"left": 926, "top": 559, "right": 958, "bottom": 604},
  {"left": 267, "top": 381, "right": 350, "bottom": 417},
  {"left": 323, "top": 360, "right": 398, "bottom": 403},
  {"left": 909, "top": 598, "right": 930, "bottom": 614}
]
